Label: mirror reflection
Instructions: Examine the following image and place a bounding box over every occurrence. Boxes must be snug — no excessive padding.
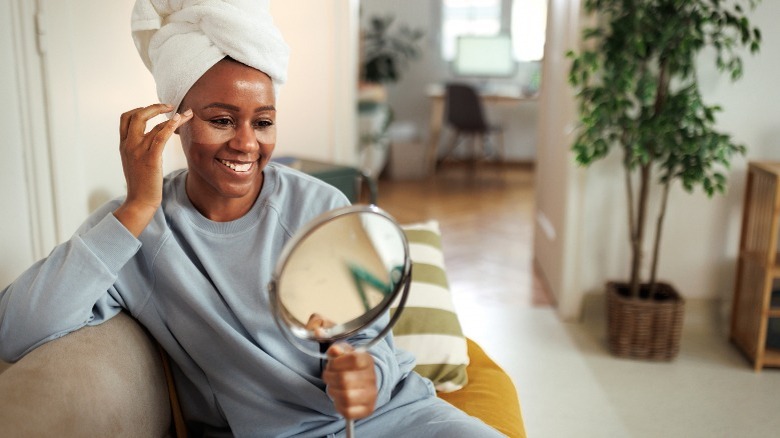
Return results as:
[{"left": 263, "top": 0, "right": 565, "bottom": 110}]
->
[{"left": 274, "top": 207, "right": 408, "bottom": 342}]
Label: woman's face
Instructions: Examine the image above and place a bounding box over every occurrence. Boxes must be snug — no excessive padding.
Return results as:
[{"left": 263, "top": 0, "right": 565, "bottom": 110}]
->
[{"left": 177, "top": 59, "right": 276, "bottom": 220}]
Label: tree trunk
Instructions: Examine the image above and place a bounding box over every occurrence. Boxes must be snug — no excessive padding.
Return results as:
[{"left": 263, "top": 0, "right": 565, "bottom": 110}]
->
[
  {"left": 648, "top": 177, "right": 671, "bottom": 298},
  {"left": 629, "top": 163, "right": 651, "bottom": 298},
  {"left": 623, "top": 135, "right": 636, "bottom": 250},
  {"left": 643, "top": 57, "right": 670, "bottom": 298}
]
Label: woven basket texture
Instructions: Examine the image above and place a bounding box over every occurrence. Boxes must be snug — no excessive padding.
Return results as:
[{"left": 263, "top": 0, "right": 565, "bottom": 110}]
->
[{"left": 606, "top": 282, "right": 685, "bottom": 361}]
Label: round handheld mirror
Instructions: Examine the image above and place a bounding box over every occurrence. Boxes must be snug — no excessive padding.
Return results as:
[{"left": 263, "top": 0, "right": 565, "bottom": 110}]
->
[{"left": 268, "top": 205, "right": 412, "bottom": 360}]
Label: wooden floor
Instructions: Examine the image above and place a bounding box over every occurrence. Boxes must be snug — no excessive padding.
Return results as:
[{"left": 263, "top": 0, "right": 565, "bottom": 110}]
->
[{"left": 375, "top": 163, "right": 552, "bottom": 308}]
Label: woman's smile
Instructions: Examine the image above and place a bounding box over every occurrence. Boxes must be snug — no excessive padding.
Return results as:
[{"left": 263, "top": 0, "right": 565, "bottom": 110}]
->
[{"left": 217, "top": 158, "right": 256, "bottom": 173}]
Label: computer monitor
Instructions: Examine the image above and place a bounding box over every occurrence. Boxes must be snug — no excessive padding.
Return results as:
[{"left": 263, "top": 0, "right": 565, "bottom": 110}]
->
[{"left": 452, "top": 35, "right": 516, "bottom": 77}]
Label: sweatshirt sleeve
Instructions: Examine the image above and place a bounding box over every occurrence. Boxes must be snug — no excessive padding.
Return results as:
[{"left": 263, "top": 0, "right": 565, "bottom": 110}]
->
[
  {"left": 347, "top": 312, "right": 413, "bottom": 410},
  {"left": 0, "top": 209, "right": 142, "bottom": 362}
]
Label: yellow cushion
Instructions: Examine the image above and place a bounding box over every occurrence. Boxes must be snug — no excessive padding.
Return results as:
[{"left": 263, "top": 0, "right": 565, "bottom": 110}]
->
[{"left": 438, "top": 338, "right": 526, "bottom": 438}]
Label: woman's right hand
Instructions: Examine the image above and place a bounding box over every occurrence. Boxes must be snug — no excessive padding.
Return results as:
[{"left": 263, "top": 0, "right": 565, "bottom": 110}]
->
[{"left": 113, "top": 104, "right": 193, "bottom": 237}]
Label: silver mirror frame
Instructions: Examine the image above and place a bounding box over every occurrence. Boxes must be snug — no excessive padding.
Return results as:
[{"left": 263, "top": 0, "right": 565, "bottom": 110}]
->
[{"left": 268, "top": 204, "right": 412, "bottom": 359}]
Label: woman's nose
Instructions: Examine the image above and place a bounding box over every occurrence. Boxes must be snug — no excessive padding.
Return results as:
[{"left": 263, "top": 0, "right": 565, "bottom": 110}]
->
[{"left": 229, "top": 122, "right": 259, "bottom": 152}]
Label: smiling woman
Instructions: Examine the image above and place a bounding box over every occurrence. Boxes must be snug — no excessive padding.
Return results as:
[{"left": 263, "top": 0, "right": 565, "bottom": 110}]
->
[
  {"left": 176, "top": 58, "right": 278, "bottom": 222},
  {"left": 0, "top": 1, "right": 507, "bottom": 436},
  {"left": 0, "top": 0, "right": 360, "bottom": 250}
]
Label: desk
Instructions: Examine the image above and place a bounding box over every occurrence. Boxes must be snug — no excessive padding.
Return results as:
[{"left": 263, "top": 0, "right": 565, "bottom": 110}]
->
[{"left": 425, "top": 83, "right": 537, "bottom": 173}]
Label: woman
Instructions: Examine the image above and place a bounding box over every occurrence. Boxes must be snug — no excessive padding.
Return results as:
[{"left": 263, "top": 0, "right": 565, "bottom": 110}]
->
[{"left": 0, "top": 1, "right": 502, "bottom": 436}]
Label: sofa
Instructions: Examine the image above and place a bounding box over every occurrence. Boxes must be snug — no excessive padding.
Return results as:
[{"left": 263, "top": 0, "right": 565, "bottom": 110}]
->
[
  {"left": 0, "top": 218, "right": 525, "bottom": 437},
  {"left": 0, "top": 311, "right": 524, "bottom": 437}
]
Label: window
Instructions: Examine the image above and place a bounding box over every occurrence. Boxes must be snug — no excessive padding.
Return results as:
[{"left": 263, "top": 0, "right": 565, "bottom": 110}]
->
[
  {"left": 441, "top": 0, "right": 502, "bottom": 61},
  {"left": 511, "top": 0, "right": 546, "bottom": 61},
  {"left": 441, "top": 0, "right": 547, "bottom": 64}
]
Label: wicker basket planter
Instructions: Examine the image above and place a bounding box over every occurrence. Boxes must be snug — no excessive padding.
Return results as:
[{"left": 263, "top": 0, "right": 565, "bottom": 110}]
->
[{"left": 606, "top": 281, "right": 685, "bottom": 361}]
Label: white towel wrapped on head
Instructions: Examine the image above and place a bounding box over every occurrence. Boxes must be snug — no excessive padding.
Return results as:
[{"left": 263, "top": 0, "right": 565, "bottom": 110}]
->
[{"left": 131, "top": 0, "right": 290, "bottom": 114}]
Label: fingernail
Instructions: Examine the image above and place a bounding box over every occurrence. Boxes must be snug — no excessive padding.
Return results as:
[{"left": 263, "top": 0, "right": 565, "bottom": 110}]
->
[
  {"left": 184, "top": 109, "right": 193, "bottom": 116},
  {"left": 172, "top": 113, "right": 181, "bottom": 122}
]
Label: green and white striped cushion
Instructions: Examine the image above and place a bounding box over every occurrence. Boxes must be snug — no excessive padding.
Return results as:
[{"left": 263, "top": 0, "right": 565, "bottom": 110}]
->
[{"left": 391, "top": 220, "right": 469, "bottom": 393}]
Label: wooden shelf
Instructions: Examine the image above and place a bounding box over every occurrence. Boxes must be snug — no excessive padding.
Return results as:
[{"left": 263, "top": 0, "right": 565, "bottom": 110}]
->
[
  {"left": 738, "top": 251, "right": 780, "bottom": 276},
  {"left": 763, "top": 348, "right": 780, "bottom": 367},
  {"left": 773, "top": 255, "right": 780, "bottom": 277},
  {"left": 731, "top": 162, "right": 780, "bottom": 371}
]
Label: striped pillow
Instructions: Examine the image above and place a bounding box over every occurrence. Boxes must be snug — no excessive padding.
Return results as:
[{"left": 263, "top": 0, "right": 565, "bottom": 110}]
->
[{"left": 391, "top": 220, "right": 469, "bottom": 393}]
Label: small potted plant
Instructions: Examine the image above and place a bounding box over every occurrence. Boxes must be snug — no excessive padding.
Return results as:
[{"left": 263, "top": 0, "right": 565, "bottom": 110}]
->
[
  {"left": 358, "top": 15, "right": 424, "bottom": 178},
  {"left": 567, "top": 0, "right": 762, "bottom": 360},
  {"left": 360, "top": 15, "right": 424, "bottom": 88}
]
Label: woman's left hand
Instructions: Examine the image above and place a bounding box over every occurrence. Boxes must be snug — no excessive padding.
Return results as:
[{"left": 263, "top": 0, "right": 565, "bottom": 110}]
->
[{"left": 322, "top": 343, "right": 377, "bottom": 420}]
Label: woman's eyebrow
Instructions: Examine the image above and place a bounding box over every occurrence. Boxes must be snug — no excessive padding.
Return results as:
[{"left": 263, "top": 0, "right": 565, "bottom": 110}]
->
[{"left": 202, "top": 102, "right": 275, "bottom": 112}]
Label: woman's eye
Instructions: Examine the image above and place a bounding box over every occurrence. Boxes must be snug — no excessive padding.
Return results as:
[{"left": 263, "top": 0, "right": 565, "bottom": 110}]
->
[
  {"left": 210, "top": 118, "right": 233, "bottom": 127},
  {"left": 254, "top": 120, "right": 274, "bottom": 129}
]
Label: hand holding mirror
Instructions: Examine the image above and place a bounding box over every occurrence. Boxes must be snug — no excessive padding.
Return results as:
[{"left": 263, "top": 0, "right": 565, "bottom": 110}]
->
[{"left": 268, "top": 205, "right": 412, "bottom": 437}]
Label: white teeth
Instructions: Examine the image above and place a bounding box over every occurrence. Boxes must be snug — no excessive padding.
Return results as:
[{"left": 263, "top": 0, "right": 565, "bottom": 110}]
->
[{"left": 219, "top": 159, "right": 252, "bottom": 172}]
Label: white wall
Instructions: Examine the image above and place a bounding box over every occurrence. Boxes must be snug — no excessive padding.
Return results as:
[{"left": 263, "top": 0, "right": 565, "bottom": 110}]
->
[
  {"left": 360, "top": 0, "right": 540, "bottom": 161},
  {"left": 273, "top": 0, "right": 359, "bottom": 165},
  {"left": 535, "top": 1, "right": 780, "bottom": 320},
  {"left": 0, "top": 0, "right": 359, "bottom": 286},
  {"left": 41, "top": 0, "right": 161, "bottom": 239},
  {"left": 0, "top": 0, "right": 37, "bottom": 287},
  {"left": 533, "top": 0, "right": 583, "bottom": 312}
]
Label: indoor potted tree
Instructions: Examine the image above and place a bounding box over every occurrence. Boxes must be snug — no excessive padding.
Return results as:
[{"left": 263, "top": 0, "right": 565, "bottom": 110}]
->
[{"left": 567, "top": 0, "right": 762, "bottom": 360}]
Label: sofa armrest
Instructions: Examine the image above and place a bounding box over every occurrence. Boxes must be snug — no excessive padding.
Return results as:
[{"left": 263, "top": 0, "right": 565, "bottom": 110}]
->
[
  {"left": 0, "top": 312, "right": 171, "bottom": 437},
  {"left": 438, "top": 338, "right": 526, "bottom": 438}
]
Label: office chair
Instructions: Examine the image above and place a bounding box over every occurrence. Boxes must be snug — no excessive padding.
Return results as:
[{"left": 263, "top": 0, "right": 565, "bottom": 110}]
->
[{"left": 440, "top": 83, "right": 505, "bottom": 165}]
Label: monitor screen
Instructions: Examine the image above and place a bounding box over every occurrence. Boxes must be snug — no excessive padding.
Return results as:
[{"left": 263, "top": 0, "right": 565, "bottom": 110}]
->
[{"left": 453, "top": 35, "right": 516, "bottom": 77}]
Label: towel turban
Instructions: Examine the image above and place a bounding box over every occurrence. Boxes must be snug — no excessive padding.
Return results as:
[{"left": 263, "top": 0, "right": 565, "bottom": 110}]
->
[{"left": 131, "top": 0, "right": 290, "bottom": 114}]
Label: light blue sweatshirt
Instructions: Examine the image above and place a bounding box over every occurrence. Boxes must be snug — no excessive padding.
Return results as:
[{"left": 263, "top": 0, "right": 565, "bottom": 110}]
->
[{"left": 0, "top": 163, "right": 433, "bottom": 437}]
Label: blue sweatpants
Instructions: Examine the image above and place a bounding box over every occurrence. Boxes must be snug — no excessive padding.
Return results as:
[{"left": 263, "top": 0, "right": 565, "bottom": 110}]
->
[{"left": 332, "top": 391, "right": 505, "bottom": 437}]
